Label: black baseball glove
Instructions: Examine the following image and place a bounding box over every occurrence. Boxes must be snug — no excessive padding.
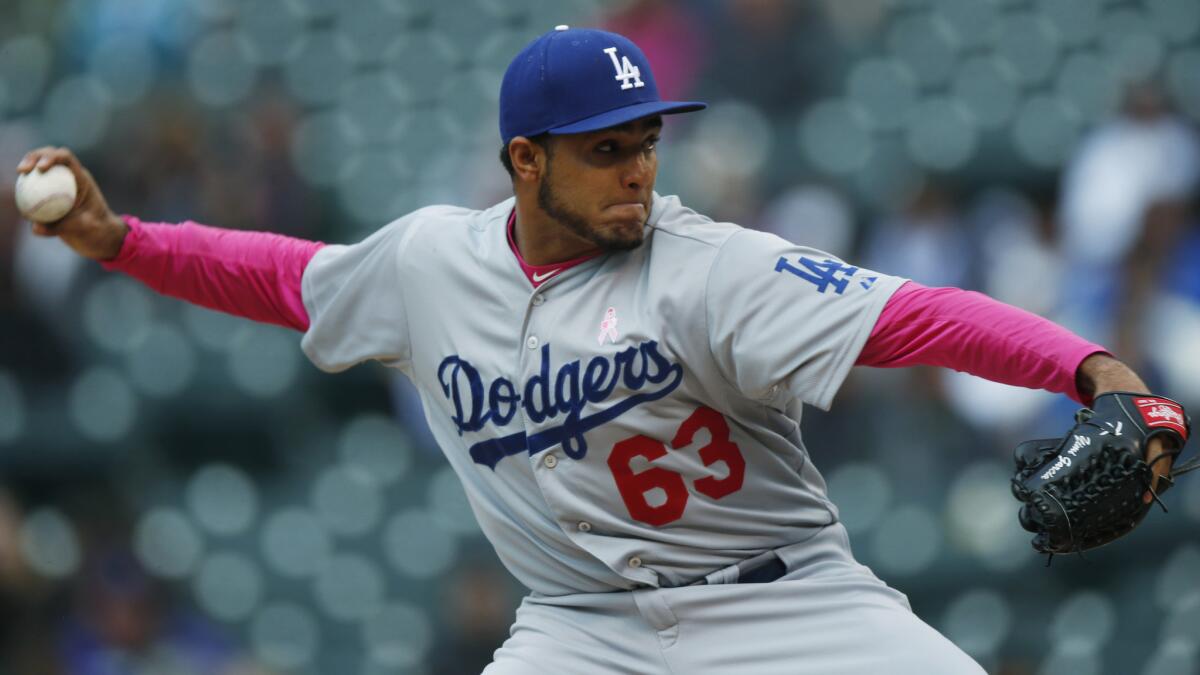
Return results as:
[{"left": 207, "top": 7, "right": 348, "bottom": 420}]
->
[{"left": 1011, "top": 392, "right": 1197, "bottom": 556}]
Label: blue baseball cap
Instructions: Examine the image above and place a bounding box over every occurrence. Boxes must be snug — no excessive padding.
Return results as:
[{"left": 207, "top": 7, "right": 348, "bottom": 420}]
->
[{"left": 499, "top": 26, "right": 707, "bottom": 144}]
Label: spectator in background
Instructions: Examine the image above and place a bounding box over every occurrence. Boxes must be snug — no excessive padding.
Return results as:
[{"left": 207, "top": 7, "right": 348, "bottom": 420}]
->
[
  {"left": 697, "top": 0, "right": 834, "bottom": 114},
  {"left": 4, "top": 481, "right": 259, "bottom": 675},
  {"left": 755, "top": 184, "right": 856, "bottom": 260},
  {"left": 865, "top": 181, "right": 974, "bottom": 290},
  {"left": 1060, "top": 81, "right": 1199, "bottom": 268},
  {"left": 1139, "top": 202, "right": 1200, "bottom": 406},
  {"left": 0, "top": 488, "right": 61, "bottom": 675},
  {"left": 600, "top": 0, "right": 707, "bottom": 103},
  {"left": 430, "top": 559, "right": 520, "bottom": 674},
  {"left": 969, "top": 188, "right": 1064, "bottom": 319},
  {"left": 1058, "top": 80, "right": 1200, "bottom": 373},
  {"left": 695, "top": 0, "right": 851, "bottom": 197},
  {"left": 240, "top": 89, "right": 322, "bottom": 240},
  {"left": 116, "top": 96, "right": 208, "bottom": 225},
  {"left": 59, "top": 547, "right": 248, "bottom": 675},
  {"left": 101, "top": 88, "right": 320, "bottom": 240}
]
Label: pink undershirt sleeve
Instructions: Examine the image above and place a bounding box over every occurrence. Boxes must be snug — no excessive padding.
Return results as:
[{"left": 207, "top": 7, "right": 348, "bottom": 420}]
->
[
  {"left": 856, "top": 281, "right": 1109, "bottom": 405},
  {"left": 100, "top": 216, "right": 325, "bottom": 331}
]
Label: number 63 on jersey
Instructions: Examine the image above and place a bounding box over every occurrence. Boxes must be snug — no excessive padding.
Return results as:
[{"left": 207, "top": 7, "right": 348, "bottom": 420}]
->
[{"left": 607, "top": 406, "right": 746, "bottom": 526}]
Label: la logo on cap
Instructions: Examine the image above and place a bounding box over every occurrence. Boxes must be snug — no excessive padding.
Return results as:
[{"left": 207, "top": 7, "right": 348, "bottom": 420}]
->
[
  {"left": 604, "top": 47, "right": 644, "bottom": 91},
  {"left": 498, "top": 26, "right": 706, "bottom": 143}
]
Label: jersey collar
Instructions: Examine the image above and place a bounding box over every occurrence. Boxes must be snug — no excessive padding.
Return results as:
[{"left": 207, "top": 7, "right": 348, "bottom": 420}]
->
[{"left": 506, "top": 208, "right": 601, "bottom": 288}]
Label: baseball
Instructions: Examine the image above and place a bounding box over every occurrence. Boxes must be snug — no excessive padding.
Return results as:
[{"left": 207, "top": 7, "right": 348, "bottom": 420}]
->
[{"left": 15, "top": 164, "right": 77, "bottom": 222}]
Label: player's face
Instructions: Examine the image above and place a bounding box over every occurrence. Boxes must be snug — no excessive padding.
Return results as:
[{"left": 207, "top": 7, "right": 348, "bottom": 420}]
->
[{"left": 539, "top": 116, "right": 662, "bottom": 252}]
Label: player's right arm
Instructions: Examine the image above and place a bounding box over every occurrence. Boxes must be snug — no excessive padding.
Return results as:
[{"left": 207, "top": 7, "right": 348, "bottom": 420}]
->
[
  {"left": 16, "top": 146, "right": 322, "bottom": 331},
  {"left": 17, "top": 146, "right": 416, "bottom": 373}
]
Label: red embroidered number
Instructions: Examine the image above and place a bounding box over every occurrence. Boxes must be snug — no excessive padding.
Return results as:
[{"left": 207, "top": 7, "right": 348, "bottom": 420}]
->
[
  {"left": 673, "top": 406, "right": 746, "bottom": 500},
  {"left": 607, "top": 406, "right": 746, "bottom": 526},
  {"left": 607, "top": 435, "right": 689, "bottom": 526}
]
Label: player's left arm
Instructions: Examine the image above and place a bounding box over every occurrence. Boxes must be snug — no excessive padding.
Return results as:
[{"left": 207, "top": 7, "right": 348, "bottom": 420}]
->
[
  {"left": 856, "top": 281, "right": 1106, "bottom": 404},
  {"left": 859, "top": 281, "right": 1181, "bottom": 499}
]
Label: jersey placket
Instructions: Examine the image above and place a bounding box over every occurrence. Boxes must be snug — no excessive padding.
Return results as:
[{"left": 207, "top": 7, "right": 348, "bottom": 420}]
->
[{"left": 516, "top": 270, "right": 660, "bottom": 588}]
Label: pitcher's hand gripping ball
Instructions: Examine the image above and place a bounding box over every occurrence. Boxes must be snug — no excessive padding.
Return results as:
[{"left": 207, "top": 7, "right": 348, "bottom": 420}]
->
[
  {"left": 15, "top": 164, "right": 77, "bottom": 222},
  {"left": 1011, "top": 392, "right": 1197, "bottom": 555}
]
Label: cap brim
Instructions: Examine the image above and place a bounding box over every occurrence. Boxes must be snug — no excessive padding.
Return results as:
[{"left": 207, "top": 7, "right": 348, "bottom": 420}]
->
[{"left": 548, "top": 100, "right": 707, "bottom": 136}]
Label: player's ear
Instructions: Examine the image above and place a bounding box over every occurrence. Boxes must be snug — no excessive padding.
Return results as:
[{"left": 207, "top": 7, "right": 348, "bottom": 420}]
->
[{"left": 508, "top": 137, "right": 546, "bottom": 182}]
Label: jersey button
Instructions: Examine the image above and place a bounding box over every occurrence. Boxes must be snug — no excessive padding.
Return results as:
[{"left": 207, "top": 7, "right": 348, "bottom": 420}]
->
[
  {"left": 577, "top": 521, "right": 592, "bottom": 533},
  {"left": 628, "top": 556, "right": 642, "bottom": 568},
  {"left": 526, "top": 336, "right": 539, "bottom": 349},
  {"left": 543, "top": 454, "right": 558, "bottom": 469},
  {"left": 532, "top": 294, "right": 545, "bottom": 306}
]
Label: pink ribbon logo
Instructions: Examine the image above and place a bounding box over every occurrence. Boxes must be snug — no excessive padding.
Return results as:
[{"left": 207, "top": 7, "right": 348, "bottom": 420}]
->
[{"left": 598, "top": 307, "right": 619, "bottom": 345}]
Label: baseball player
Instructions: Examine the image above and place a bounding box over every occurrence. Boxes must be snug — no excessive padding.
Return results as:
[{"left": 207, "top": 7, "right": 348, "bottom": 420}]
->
[{"left": 17, "top": 26, "right": 1185, "bottom": 675}]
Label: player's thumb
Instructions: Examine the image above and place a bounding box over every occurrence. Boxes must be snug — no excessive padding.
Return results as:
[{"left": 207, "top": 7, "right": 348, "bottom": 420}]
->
[{"left": 30, "top": 221, "right": 57, "bottom": 237}]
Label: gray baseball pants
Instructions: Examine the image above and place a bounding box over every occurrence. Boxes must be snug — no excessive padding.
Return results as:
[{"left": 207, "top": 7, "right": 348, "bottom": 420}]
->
[{"left": 483, "top": 523, "right": 985, "bottom": 675}]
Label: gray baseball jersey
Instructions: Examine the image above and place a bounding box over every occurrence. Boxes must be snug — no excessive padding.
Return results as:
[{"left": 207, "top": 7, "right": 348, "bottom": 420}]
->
[{"left": 300, "top": 192, "right": 905, "bottom": 596}]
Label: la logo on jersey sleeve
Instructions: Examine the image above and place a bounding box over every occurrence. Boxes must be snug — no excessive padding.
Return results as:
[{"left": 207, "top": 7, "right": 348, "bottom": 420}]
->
[{"left": 774, "top": 256, "right": 878, "bottom": 294}]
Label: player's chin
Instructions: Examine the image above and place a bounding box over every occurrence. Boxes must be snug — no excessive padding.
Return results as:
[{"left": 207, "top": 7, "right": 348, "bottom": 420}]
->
[{"left": 593, "top": 217, "right": 646, "bottom": 251}]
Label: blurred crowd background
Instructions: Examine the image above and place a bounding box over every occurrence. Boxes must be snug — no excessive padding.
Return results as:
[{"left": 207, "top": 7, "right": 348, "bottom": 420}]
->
[{"left": 1, "top": 0, "right": 1199, "bottom": 673}]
